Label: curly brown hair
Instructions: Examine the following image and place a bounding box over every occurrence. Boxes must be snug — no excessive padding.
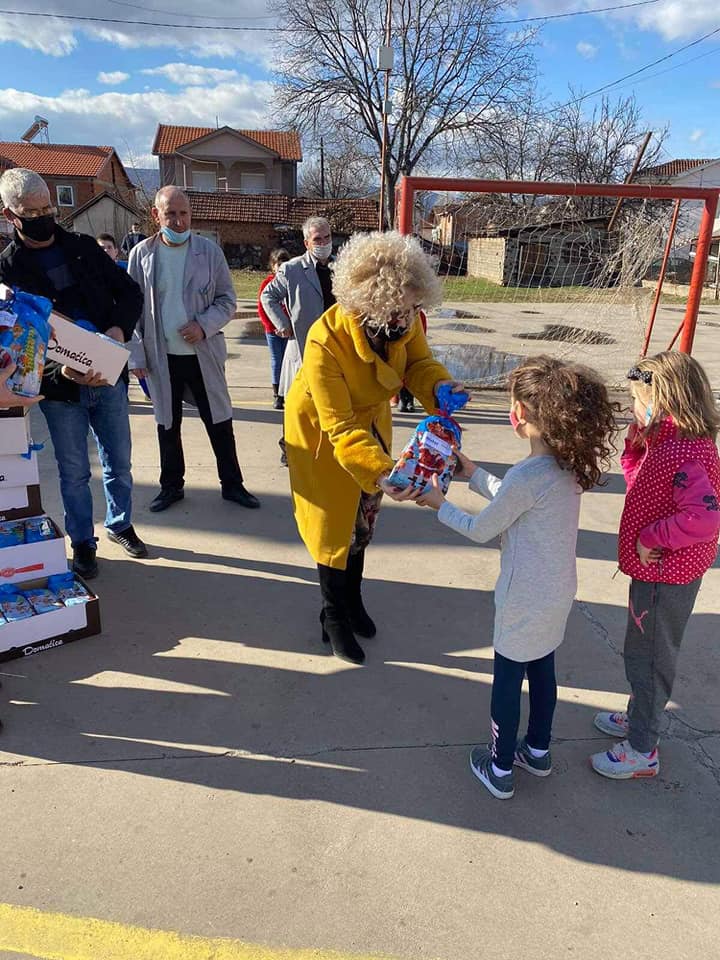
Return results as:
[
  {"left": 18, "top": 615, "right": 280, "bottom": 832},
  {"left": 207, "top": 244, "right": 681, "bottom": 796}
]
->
[{"left": 509, "top": 355, "right": 619, "bottom": 491}]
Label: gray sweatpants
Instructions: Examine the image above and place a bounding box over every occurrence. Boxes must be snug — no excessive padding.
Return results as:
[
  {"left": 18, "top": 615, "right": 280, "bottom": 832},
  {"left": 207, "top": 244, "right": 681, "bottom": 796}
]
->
[{"left": 625, "top": 577, "right": 702, "bottom": 753}]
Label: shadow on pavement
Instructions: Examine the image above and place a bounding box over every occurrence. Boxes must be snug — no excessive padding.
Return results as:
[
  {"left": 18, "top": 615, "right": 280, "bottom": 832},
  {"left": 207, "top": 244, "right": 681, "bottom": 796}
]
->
[{"left": 1, "top": 551, "right": 718, "bottom": 887}]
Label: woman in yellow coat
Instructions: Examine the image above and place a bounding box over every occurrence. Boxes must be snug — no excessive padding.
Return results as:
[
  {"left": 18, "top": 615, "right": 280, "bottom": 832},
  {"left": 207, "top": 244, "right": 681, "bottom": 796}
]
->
[{"left": 285, "top": 231, "right": 461, "bottom": 664}]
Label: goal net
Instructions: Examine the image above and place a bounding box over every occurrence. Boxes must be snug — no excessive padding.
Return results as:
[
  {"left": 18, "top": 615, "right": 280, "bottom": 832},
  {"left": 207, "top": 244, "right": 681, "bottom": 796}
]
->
[{"left": 398, "top": 177, "right": 718, "bottom": 389}]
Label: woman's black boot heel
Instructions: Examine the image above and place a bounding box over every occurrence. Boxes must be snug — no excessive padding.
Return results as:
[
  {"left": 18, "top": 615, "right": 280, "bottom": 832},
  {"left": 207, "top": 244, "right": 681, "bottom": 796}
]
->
[{"left": 318, "top": 565, "right": 365, "bottom": 664}]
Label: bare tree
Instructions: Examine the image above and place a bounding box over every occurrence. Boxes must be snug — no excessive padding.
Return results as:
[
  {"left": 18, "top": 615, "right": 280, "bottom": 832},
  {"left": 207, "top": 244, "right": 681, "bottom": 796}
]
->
[
  {"left": 272, "top": 0, "right": 536, "bottom": 224},
  {"left": 472, "top": 91, "right": 668, "bottom": 215},
  {"left": 299, "top": 143, "right": 376, "bottom": 198}
]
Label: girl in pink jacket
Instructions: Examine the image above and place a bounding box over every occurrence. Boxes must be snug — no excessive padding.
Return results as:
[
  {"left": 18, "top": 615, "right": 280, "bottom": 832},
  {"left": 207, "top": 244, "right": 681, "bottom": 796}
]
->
[{"left": 591, "top": 351, "right": 720, "bottom": 780}]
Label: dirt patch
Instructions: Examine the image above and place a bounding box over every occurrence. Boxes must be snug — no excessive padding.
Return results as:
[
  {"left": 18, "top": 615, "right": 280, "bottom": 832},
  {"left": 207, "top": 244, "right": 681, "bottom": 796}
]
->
[
  {"left": 514, "top": 323, "right": 616, "bottom": 346},
  {"left": 436, "top": 321, "right": 495, "bottom": 334}
]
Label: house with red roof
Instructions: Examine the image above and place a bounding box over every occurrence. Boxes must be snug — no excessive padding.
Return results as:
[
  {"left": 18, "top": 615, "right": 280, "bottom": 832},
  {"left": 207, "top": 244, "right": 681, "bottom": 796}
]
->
[
  {"left": 153, "top": 124, "right": 378, "bottom": 265},
  {"left": 0, "top": 141, "right": 136, "bottom": 216},
  {"left": 153, "top": 124, "right": 302, "bottom": 197}
]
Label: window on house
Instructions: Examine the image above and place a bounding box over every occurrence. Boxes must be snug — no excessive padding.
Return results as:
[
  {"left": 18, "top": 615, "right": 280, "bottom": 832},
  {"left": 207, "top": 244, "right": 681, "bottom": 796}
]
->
[
  {"left": 192, "top": 170, "right": 217, "bottom": 192},
  {"left": 240, "top": 173, "right": 266, "bottom": 194},
  {"left": 56, "top": 185, "right": 74, "bottom": 207}
]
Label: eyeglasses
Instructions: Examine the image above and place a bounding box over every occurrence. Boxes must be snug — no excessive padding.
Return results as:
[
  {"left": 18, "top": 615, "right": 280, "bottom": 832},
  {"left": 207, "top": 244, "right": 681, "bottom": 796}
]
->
[
  {"left": 627, "top": 366, "right": 652, "bottom": 384},
  {"left": 11, "top": 205, "right": 57, "bottom": 219}
]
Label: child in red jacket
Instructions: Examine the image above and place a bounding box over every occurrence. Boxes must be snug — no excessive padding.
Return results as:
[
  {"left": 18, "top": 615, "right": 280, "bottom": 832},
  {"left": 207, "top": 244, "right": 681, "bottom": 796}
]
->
[
  {"left": 257, "top": 248, "right": 291, "bottom": 409},
  {"left": 591, "top": 351, "right": 720, "bottom": 780}
]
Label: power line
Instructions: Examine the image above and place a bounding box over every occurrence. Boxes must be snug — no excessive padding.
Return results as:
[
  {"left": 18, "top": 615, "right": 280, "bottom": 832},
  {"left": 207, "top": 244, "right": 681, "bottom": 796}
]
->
[
  {"left": 548, "top": 23, "right": 720, "bottom": 113},
  {"left": 107, "top": 0, "right": 274, "bottom": 21},
  {"left": 0, "top": 0, "right": 667, "bottom": 33},
  {"left": 497, "top": 0, "right": 661, "bottom": 25}
]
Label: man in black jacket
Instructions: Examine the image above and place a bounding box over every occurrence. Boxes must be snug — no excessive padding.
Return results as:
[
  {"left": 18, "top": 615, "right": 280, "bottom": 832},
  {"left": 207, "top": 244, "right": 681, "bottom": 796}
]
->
[
  {"left": 0, "top": 167, "right": 146, "bottom": 579},
  {"left": 120, "top": 222, "right": 147, "bottom": 258}
]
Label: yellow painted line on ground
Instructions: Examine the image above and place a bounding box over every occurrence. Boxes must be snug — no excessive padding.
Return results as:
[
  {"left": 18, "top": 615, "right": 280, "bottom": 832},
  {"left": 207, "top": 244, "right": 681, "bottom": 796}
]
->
[{"left": 0, "top": 904, "right": 398, "bottom": 960}]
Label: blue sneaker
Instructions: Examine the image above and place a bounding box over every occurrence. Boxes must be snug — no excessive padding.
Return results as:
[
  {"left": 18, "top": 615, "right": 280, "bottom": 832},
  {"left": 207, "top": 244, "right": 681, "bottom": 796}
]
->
[
  {"left": 513, "top": 737, "right": 552, "bottom": 777},
  {"left": 469, "top": 746, "right": 514, "bottom": 799}
]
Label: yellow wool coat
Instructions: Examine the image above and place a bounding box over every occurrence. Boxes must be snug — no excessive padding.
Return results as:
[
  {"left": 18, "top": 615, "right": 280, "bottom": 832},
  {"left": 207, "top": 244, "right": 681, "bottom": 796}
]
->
[{"left": 285, "top": 304, "right": 451, "bottom": 569}]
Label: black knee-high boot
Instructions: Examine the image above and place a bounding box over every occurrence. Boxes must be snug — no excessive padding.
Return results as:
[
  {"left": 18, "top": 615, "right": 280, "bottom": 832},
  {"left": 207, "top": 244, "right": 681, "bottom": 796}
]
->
[
  {"left": 317, "top": 564, "right": 365, "bottom": 665},
  {"left": 345, "top": 549, "right": 376, "bottom": 638}
]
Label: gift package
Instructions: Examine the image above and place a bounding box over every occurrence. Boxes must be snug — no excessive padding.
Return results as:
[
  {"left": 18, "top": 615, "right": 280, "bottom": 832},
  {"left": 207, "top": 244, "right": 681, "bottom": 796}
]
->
[
  {"left": 0, "top": 289, "right": 53, "bottom": 398},
  {"left": 388, "top": 384, "right": 469, "bottom": 494}
]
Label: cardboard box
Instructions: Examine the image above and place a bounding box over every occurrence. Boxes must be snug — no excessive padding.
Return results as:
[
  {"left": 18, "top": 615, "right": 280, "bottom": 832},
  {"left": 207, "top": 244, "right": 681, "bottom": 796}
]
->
[
  {"left": 0, "top": 483, "right": 42, "bottom": 520},
  {"left": 47, "top": 312, "right": 130, "bottom": 387},
  {"left": 0, "top": 451, "right": 39, "bottom": 488},
  {"left": 0, "top": 409, "right": 30, "bottom": 455},
  {"left": 0, "top": 515, "right": 67, "bottom": 585},
  {"left": 0, "top": 574, "right": 100, "bottom": 661}
]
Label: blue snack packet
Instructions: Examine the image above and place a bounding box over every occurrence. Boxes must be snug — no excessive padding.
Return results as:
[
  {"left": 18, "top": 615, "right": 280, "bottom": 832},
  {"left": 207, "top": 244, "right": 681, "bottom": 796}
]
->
[
  {"left": 0, "top": 585, "right": 34, "bottom": 621},
  {"left": 24, "top": 516, "right": 55, "bottom": 543},
  {"left": 0, "top": 520, "right": 26, "bottom": 548},
  {"left": 23, "top": 588, "right": 63, "bottom": 615},
  {"left": 47, "top": 572, "right": 91, "bottom": 605}
]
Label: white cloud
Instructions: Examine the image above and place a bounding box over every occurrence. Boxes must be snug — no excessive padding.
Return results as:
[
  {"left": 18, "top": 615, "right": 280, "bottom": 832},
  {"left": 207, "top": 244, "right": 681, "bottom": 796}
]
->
[
  {"left": 689, "top": 129, "right": 705, "bottom": 143},
  {"left": 0, "top": 1, "right": 276, "bottom": 60},
  {"left": 97, "top": 71, "right": 130, "bottom": 85},
  {"left": 524, "top": 0, "right": 720, "bottom": 41},
  {"left": 0, "top": 78, "right": 275, "bottom": 167},
  {"left": 142, "top": 63, "right": 239, "bottom": 86},
  {"left": 576, "top": 41, "right": 598, "bottom": 60}
]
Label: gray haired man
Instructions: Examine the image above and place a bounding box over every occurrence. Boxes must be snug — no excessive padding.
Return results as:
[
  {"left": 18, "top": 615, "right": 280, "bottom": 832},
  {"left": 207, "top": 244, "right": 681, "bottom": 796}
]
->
[
  {"left": 129, "top": 187, "right": 259, "bottom": 513},
  {"left": 260, "top": 217, "right": 335, "bottom": 464},
  {"left": 260, "top": 216, "right": 335, "bottom": 355}
]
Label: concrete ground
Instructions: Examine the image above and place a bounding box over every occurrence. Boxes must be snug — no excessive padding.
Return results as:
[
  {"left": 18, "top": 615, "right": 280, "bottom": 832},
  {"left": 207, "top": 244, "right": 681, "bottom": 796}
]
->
[{"left": 1, "top": 316, "right": 719, "bottom": 959}]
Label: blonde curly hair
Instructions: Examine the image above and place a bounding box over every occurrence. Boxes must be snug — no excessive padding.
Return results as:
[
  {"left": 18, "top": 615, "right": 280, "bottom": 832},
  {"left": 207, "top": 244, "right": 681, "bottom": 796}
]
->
[{"left": 331, "top": 230, "right": 442, "bottom": 325}]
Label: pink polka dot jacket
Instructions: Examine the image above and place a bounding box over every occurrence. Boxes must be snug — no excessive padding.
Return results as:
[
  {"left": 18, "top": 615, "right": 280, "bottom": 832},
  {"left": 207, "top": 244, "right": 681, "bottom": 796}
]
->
[{"left": 619, "top": 417, "right": 720, "bottom": 584}]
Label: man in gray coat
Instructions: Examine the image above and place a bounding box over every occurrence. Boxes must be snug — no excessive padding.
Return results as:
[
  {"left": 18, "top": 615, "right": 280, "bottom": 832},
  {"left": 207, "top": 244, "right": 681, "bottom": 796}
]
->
[
  {"left": 260, "top": 216, "right": 335, "bottom": 465},
  {"left": 128, "top": 187, "right": 259, "bottom": 512},
  {"left": 260, "top": 216, "right": 335, "bottom": 355}
]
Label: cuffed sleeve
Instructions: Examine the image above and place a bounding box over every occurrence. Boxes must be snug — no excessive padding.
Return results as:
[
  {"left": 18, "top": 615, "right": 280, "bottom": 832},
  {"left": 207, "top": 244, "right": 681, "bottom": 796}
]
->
[{"left": 639, "top": 460, "right": 720, "bottom": 551}]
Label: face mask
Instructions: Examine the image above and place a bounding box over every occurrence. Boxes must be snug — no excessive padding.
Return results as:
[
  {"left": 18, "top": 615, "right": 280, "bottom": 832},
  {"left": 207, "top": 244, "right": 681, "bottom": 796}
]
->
[
  {"left": 509, "top": 409, "right": 520, "bottom": 430},
  {"left": 161, "top": 225, "right": 191, "bottom": 245},
  {"left": 645, "top": 405, "right": 653, "bottom": 425},
  {"left": 312, "top": 242, "right": 333, "bottom": 260},
  {"left": 13, "top": 212, "right": 55, "bottom": 243}
]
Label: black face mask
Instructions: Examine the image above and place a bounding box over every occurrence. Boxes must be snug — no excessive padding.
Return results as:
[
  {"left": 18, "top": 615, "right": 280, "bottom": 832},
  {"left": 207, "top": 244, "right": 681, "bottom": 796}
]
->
[
  {"left": 384, "top": 324, "right": 408, "bottom": 342},
  {"left": 12, "top": 212, "right": 56, "bottom": 243}
]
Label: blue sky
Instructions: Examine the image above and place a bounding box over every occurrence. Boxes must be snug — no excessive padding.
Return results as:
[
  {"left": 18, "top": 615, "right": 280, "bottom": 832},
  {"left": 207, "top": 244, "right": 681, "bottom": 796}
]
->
[{"left": 0, "top": 1, "right": 717, "bottom": 171}]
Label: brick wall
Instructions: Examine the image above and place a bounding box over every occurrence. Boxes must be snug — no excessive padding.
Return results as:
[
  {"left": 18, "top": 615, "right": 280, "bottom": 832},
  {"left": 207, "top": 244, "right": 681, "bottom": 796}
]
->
[
  {"left": 467, "top": 237, "right": 506, "bottom": 283},
  {"left": 193, "top": 219, "right": 280, "bottom": 266}
]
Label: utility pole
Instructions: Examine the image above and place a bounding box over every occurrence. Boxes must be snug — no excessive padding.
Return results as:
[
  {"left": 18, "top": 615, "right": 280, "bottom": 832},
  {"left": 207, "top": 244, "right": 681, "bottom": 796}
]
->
[
  {"left": 320, "top": 137, "right": 326, "bottom": 199},
  {"left": 377, "top": 0, "right": 393, "bottom": 231},
  {"left": 607, "top": 131, "right": 652, "bottom": 232}
]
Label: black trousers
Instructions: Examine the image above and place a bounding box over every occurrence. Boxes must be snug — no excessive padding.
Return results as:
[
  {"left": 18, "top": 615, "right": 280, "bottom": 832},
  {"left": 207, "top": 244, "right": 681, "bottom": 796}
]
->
[
  {"left": 490, "top": 650, "right": 557, "bottom": 771},
  {"left": 158, "top": 354, "right": 243, "bottom": 491}
]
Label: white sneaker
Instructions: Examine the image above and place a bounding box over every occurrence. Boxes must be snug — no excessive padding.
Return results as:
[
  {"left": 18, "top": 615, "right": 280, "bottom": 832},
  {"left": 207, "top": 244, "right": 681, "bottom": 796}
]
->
[
  {"left": 593, "top": 710, "right": 629, "bottom": 738},
  {"left": 590, "top": 740, "right": 659, "bottom": 780}
]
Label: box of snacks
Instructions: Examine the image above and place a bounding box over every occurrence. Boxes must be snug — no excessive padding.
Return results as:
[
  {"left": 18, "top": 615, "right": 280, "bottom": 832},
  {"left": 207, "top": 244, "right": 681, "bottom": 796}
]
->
[
  {"left": 0, "top": 515, "right": 67, "bottom": 585},
  {"left": 0, "top": 482, "right": 42, "bottom": 521},
  {"left": 0, "top": 571, "right": 100, "bottom": 660}
]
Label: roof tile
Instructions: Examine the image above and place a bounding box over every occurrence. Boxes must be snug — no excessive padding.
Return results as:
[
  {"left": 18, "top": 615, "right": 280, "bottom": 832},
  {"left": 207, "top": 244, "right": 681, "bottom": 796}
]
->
[
  {"left": 0, "top": 142, "right": 114, "bottom": 178},
  {"left": 153, "top": 124, "right": 302, "bottom": 161},
  {"left": 639, "top": 158, "right": 720, "bottom": 180},
  {"left": 188, "top": 192, "right": 378, "bottom": 230}
]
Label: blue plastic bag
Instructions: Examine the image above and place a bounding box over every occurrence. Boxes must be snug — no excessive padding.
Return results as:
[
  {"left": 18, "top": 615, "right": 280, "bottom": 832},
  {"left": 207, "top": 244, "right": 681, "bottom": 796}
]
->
[{"left": 0, "top": 288, "right": 53, "bottom": 397}]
